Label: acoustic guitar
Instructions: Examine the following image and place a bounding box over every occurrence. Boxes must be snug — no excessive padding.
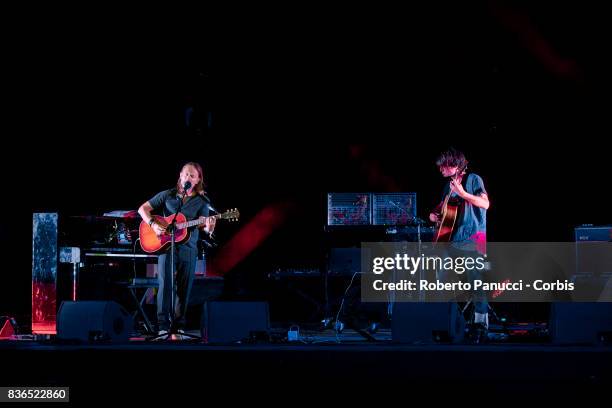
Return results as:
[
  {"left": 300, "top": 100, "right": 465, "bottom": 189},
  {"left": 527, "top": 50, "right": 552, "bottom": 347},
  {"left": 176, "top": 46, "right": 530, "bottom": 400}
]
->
[
  {"left": 139, "top": 208, "right": 239, "bottom": 253},
  {"left": 433, "top": 166, "right": 467, "bottom": 242}
]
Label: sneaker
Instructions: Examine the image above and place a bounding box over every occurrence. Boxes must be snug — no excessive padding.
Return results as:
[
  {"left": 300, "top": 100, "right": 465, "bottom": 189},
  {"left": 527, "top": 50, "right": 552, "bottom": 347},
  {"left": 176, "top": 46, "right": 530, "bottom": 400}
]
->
[
  {"left": 175, "top": 329, "right": 187, "bottom": 341},
  {"left": 320, "top": 318, "right": 333, "bottom": 330},
  {"left": 151, "top": 330, "right": 169, "bottom": 341},
  {"left": 334, "top": 320, "right": 345, "bottom": 333}
]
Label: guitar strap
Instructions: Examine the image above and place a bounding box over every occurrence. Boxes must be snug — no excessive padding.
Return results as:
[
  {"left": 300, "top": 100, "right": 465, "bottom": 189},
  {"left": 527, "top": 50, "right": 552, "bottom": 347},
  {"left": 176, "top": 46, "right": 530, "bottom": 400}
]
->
[{"left": 461, "top": 172, "right": 470, "bottom": 194}]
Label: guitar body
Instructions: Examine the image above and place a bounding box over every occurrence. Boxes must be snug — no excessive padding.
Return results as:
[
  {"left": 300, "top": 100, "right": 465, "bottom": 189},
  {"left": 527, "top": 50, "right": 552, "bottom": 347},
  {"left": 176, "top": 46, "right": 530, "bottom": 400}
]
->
[
  {"left": 433, "top": 165, "right": 469, "bottom": 243},
  {"left": 139, "top": 213, "right": 190, "bottom": 253},
  {"left": 434, "top": 198, "right": 460, "bottom": 242},
  {"left": 139, "top": 207, "right": 239, "bottom": 254}
]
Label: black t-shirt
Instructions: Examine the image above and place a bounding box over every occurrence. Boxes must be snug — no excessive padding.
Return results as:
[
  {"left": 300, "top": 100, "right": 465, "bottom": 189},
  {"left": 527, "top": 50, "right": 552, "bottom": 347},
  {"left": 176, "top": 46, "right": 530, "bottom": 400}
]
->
[{"left": 148, "top": 188, "right": 210, "bottom": 248}]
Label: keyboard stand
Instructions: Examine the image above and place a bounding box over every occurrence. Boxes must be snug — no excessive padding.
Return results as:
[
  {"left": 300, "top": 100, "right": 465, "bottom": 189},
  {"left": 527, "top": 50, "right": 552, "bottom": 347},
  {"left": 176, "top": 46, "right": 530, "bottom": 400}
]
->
[{"left": 127, "top": 280, "right": 158, "bottom": 335}]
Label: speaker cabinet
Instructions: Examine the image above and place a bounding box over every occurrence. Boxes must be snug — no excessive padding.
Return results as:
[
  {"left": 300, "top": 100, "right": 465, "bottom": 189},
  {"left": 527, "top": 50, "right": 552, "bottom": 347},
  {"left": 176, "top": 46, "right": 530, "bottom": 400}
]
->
[
  {"left": 550, "top": 302, "right": 612, "bottom": 344},
  {"left": 201, "top": 301, "right": 269, "bottom": 343},
  {"left": 57, "top": 301, "right": 132, "bottom": 342},
  {"left": 392, "top": 303, "right": 465, "bottom": 343}
]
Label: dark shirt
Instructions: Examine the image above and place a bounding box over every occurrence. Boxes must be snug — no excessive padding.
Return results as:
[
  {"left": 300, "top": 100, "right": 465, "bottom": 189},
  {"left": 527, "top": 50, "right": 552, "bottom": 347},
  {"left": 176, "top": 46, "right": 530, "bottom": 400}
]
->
[
  {"left": 148, "top": 188, "right": 210, "bottom": 249},
  {"left": 441, "top": 173, "right": 487, "bottom": 248}
]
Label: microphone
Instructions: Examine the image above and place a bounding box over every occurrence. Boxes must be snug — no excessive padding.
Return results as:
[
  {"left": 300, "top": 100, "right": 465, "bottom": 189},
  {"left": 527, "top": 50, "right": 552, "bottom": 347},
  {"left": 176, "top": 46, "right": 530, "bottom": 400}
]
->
[{"left": 179, "top": 181, "right": 192, "bottom": 199}]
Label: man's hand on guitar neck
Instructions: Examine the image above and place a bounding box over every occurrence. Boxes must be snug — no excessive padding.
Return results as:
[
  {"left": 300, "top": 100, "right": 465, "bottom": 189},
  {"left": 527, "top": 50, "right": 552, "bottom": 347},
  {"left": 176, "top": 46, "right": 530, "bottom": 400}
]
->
[
  {"left": 449, "top": 178, "right": 467, "bottom": 198},
  {"left": 450, "top": 178, "right": 490, "bottom": 210},
  {"left": 199, "top": 216, "right": 216, "bottom": 234}
]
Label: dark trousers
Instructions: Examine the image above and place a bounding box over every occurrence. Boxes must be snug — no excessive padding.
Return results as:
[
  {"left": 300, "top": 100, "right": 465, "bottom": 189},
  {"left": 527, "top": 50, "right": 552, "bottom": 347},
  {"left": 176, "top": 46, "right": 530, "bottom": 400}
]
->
[
  {"left": 436, "top": 246, "right": 489, "bottom": 315},
  {"left": 157, "top": 245, "right": 198, "bottom": 330}
]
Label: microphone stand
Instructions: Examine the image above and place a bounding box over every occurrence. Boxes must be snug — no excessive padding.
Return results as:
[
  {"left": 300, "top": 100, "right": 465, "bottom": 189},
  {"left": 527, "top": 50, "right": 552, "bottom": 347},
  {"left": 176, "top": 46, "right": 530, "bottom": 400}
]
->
[{"left": 149, "top": 184, "right": 201, "bottom": 341}]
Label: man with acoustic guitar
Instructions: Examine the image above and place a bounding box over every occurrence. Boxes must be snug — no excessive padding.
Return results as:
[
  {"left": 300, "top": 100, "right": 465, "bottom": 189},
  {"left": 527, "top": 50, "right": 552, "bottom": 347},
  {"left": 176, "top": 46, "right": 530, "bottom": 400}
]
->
[
  {"left": 429, "top": 148, "right": 490, "bottom": 341},
  {"left": 138, "top": 162, "right": 216, "bottom": 338}
]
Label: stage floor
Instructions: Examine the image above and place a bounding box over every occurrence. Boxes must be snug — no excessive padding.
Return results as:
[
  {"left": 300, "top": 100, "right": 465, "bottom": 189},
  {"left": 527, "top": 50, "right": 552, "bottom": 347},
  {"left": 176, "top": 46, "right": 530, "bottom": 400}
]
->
[{"left": 2, "top": 329, "right": 612, "bottom": 404}]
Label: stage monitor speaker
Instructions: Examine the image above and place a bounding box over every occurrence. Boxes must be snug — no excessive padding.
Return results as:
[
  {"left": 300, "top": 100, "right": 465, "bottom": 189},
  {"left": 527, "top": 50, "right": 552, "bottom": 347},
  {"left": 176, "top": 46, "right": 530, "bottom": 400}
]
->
[
  {"left": 201, "top": 301, "right": 269, "bottom": 343},
  {"left": 391, "top": 303, "right": 465, "bottom": 343},
  {"left": 57, "top": 301, "right": 132, "bottom": 342},
  {"left": 549, "top": 302, "right": 612, "bottom": 344}
]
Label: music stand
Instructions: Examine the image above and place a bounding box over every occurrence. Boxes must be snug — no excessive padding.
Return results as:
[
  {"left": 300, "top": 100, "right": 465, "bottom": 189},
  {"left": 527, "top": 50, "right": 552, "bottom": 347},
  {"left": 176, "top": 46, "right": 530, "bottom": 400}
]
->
[{"left": 148, "top": 186, "right": 201, "bottom": 341}]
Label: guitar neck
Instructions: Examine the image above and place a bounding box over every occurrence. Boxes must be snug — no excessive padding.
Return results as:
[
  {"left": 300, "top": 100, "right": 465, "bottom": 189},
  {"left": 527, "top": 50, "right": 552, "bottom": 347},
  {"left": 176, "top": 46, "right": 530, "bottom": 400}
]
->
[{"left": 176, "top": 214, "right": 220, "bottom": 230}]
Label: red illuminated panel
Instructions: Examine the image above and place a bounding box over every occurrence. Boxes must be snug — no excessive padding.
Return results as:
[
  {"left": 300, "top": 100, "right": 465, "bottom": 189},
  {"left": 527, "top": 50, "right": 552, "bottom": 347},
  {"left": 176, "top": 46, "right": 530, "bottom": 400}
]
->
[{"left": 32, "top": 282, "right": 57, "bottom": 334}]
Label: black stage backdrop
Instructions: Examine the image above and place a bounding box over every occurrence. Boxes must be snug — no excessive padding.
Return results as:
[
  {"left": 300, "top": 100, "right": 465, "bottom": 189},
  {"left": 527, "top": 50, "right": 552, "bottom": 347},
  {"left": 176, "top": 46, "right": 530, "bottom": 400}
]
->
[{"left": 1, "top": 1, "right": 609, "bottom": 322}]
